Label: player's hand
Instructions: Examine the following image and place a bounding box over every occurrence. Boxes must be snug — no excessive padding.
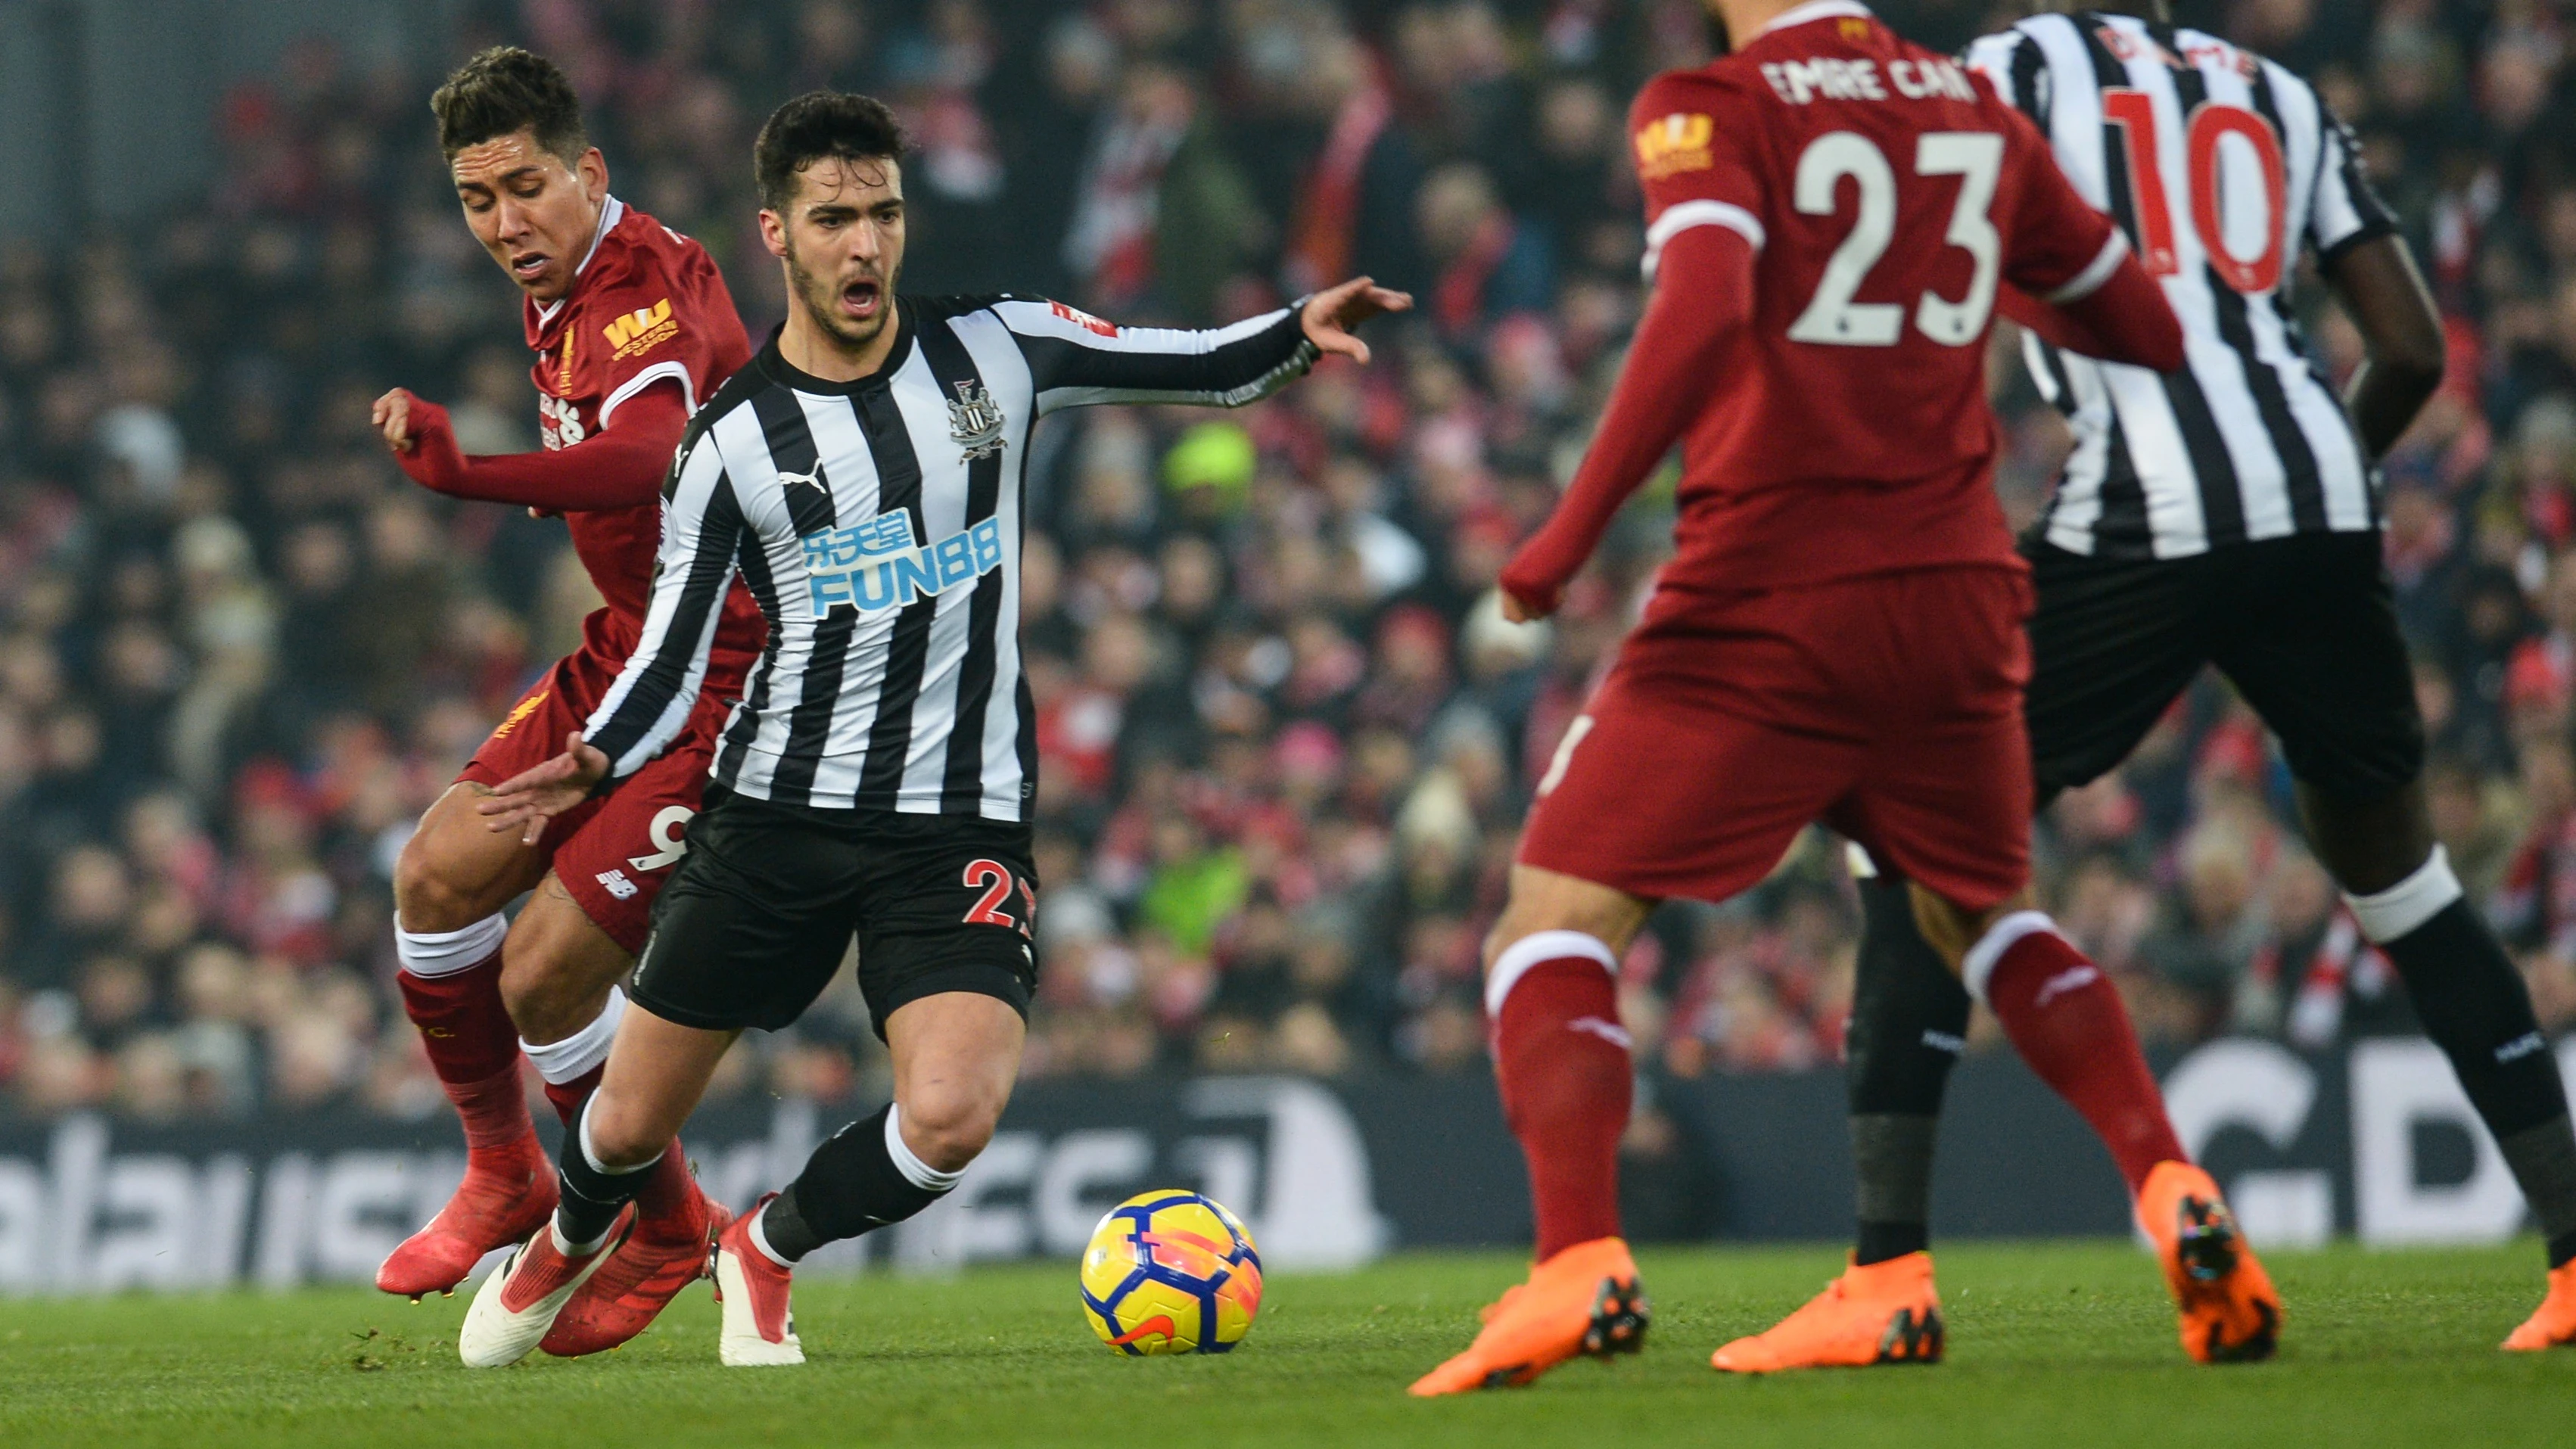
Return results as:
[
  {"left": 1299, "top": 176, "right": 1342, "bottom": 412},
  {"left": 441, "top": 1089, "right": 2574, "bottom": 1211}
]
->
[
  {"left": 372, "top": 388, "right": 418, "bottom": 453},
  {"left": 476, "top": 730, "right": 611, "bottom": 846},
  {"left": 1500, "top": 589, "right": 1546, "bottom": 624},
  {"left": 1302, "top": 277, "right": 1414, "bottom": 366}
]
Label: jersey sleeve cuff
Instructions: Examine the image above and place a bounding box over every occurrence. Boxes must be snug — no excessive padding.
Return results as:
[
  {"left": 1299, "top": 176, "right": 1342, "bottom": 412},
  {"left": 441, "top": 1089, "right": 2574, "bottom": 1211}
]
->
[
  {"left": 2040, "top": 229, "right": 2131, "bottom": 305},
  {"left": 1641, "top": 201, "right": 1766, "bottom": 283},
  {"left": 2316, "top": 217, "right": 2401, "bottom": 270},
  {"left": 599, "top": 359, "right": 697, "bottom": 428}
]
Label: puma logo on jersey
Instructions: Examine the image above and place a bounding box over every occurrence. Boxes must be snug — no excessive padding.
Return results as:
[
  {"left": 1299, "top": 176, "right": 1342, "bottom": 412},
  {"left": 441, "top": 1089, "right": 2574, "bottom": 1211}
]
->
[{"left": 779, "top": 468, "right": 828, "bottom": 498}]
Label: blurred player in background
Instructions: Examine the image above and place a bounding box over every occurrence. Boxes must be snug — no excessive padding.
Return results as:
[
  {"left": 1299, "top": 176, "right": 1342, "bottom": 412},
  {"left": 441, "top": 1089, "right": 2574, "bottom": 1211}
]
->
[
  {"left": 1808, "top": 0, "right": 2576, "bottom": 1361},
  {"left": 365, "top": 47, "right": 764, "bottom": 1356},
  {"left": 1411, "top": 0, "right": 2213, "bottom": 1395}
]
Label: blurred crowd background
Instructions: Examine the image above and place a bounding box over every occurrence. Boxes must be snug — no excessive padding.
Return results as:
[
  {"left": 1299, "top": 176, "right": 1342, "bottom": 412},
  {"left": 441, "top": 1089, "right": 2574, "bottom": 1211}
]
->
[{"left": 0, "top": 0, "right": 2571, "bottom": 1124}]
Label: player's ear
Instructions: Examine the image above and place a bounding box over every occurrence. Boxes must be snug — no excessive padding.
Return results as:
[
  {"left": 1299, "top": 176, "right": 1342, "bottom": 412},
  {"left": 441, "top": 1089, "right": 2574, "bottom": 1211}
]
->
[
  {"left": 578, "top": 147, "right": 609, "bottom": 204},
  {"left": 758, "top": 208, "right": 789, "bottom": 260}
]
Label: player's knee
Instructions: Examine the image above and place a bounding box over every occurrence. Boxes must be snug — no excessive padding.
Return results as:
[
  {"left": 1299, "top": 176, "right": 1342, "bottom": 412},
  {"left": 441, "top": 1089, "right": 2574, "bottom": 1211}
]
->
[
  {"left": 393, "top": 835, "right": 478, "bottom": 934},
  {"left": 900, "top": 1084, "right": 1003, "bottom": 1174},
  {"left": 499, "top": 950, "right": 585, "bottom": 1043},
  {"left": 580, "top": 1097, "right": 656, "bottom": 1168}
]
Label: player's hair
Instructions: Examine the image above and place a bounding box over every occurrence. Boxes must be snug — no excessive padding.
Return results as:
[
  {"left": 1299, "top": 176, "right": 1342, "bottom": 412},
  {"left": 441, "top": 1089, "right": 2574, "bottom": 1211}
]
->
[
  {"left": 754, "top": 92, "right": 909, "bottom": 212},
  {"left": 430, "top": 46, "right": 587, "bottom": 163}
]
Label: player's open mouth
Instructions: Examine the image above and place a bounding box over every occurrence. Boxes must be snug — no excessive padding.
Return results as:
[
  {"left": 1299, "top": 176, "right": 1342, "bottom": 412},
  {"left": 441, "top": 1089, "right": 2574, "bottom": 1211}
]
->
[
  {"left": 840, "top": 278, "right": 881, "bottom": 319},
  {"left": 510, "top": 252, "right": 549, "bottom": 281}
]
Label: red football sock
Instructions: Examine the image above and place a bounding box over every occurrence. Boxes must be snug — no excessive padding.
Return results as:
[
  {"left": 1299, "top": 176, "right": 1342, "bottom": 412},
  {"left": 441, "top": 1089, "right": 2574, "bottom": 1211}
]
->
[
  {"left": 631, "top": 1138, "right": 701, "bottom": 1222},
  {"left": 1973, "top": 915, "right": 2186, "bottom": 1194},
  {"left": 397, "top": 957, "right": 535, "bottom": 1155},
  {"left": 543, "top": 1064, "right": 605, "bottom": 1127},
  {"left": 1490, "top": 935, "right": 1631, "bottom": 1261}
]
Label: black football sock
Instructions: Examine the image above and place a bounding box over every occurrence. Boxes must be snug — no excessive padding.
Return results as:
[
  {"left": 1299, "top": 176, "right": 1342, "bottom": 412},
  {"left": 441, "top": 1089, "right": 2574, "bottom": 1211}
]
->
[
  {"left": 755, "top": 1102, "right": 963, "bottom": 1264},
  {"left": 1846, "top": 872, "right": 1971, "bottom": 1265},
  {"left": 2354, "top": 873, "right": 2576, "bottom": 1267},
  {"left": 554, "top": 1099, "right": 662, "bottom": 1252}
]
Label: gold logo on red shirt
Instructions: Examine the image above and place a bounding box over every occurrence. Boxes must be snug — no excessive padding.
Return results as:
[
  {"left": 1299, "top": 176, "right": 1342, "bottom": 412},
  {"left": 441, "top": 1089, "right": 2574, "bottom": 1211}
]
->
[
  {"left": 605, "top": 297, "right": 680, "bottom": 360},
  {"left": 1634, "top": 113, "right": 1715, "bottom": 180},
  {"left": 492, "top": 689, "right": 549, "bottom": 738}
]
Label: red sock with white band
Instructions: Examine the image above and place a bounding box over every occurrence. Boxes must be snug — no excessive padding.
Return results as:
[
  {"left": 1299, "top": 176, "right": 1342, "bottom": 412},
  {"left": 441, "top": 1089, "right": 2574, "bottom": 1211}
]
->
[
  {"left": 1488, "top": 930, "right": 1632, "bottom": 1261},
  {"left": 1966, "top": 911, "right": 2186, "bottom": 1194}
]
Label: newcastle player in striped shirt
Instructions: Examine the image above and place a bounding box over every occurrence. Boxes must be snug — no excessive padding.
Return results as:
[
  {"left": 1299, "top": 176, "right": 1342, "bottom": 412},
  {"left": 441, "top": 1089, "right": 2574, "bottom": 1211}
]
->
[
  {"left": 457, "top": 91, "right": 1410, "bottom": 1367},
  {"left": 1742, "top": 2, "right": 2576, "bottom": 1370}
]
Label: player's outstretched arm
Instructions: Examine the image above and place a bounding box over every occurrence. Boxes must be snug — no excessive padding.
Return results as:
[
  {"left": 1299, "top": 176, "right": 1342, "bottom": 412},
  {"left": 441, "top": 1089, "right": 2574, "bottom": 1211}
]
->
[
  {"left": 2320, "top": 235, "right": 2446, "bottom": 459},
  {"left": 994, "top": 278, "right": 1409, "bottom": 416},
  {"left": 1498, "top": 223, "right": 1753, "bottom": 622},
  {"left": 372, "top": 384, "right": 689, "bottom": 512}
]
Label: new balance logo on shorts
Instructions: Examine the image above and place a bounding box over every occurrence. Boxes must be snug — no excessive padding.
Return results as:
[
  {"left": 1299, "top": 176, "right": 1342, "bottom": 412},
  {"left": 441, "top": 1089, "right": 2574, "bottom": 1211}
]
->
[{"left": 595, "top": 869, "right": 639, "bottom": 900}]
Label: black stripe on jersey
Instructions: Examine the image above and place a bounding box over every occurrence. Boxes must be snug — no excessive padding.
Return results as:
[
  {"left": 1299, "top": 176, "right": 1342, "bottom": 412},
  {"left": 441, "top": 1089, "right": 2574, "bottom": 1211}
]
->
[
  {"left": 589, "top": 472, "right": 745, "bottom": 765},
  {"left": 750, "top": 387, "right": 841, "bottom": 805},
  {"left": 2183, "top": 50, "right": 2327, "bottom": 533},
  {"left": 912, "top": 318, "right": 1009, "bottom": 815},
  {"left": 2093, "top": 409, "right": 2155, "bottom": 559},
  {"left": 2007, "top": 34, "right": 2049, "bottom": 126},
  {"left": 2080, "top": 24, "right": 2245, "bottom": 549},
  {"left": 716, "top": 505, "right": 786, "bottom": 787},
  {"left": 852, "top": 383, "right": 938, "bottom": 808}
]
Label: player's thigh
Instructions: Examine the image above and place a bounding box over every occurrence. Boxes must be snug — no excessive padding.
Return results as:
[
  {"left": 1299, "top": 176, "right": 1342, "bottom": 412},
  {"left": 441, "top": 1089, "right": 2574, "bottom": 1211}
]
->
[
  {"left": 849, "top": 817, "right": 1041, "bottom": 1047},
  {"left": 498, "top": 873, "right": 633, "bottom": 1044},
  {"left": 626, "top": 799, "right": 862, "bottom": 1036},
  {"left": 2021, "top": 542, "right": 2214, "bottom": 798},
  {"left": 543, "top": 737, "right": 715, "bottom": 959},
  {"left": 1517, "top": 678, "right": 1863, "bottom": 906},
  {"left": 394, "top": 782, "right": 552, "bottom": 930},
  {"left": 2211, "top": 533, "right": 2425, "bottom": 805}
]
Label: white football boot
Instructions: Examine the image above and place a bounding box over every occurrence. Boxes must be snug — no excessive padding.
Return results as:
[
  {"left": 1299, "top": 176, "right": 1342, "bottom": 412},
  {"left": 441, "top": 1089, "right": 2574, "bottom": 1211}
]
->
[
  {"left": 458, "top": 1209, "right": 631, "bottom": 1368},
  {"left": 712, "top": 1194, "right": 804, "bottom": 1366}
]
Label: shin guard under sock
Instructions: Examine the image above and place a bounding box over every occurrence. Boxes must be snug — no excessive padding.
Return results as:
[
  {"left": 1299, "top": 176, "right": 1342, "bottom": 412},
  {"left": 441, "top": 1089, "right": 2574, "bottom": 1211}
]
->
[
  {"left": 1846, "top": 871, "right": 1970, "bottom": 1264},
  {"left": 554, "top": 1099, "right": 661, "bottom": 1252},
  {"left": 757, "top": 1102, "right": 963, "bottom": 1263},
  {"left": 1968, "top": 913, "right": 2186, "bottom": 1194},
  {"left": 2350, "top": 854, "right": 2576, "bottom": 1267},
  {"left": 1488, "top": 931, "right": 1631, "bottom": 1261}
]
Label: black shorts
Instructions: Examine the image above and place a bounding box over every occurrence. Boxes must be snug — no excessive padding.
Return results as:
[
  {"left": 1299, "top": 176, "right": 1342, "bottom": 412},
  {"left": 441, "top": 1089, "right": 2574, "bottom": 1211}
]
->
[
  {"left": 628, "top": 786, "right": 1039, "bottom": 1038},
  {"left": 2024, "top": 530, "right": 2424, "bottom": 804}
]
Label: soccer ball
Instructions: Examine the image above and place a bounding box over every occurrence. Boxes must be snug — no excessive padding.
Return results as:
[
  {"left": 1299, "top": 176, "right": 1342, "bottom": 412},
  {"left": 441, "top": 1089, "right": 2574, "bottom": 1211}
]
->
[{"left": 1079, "top": 1190, "right": 1263, "bottom": 1355}]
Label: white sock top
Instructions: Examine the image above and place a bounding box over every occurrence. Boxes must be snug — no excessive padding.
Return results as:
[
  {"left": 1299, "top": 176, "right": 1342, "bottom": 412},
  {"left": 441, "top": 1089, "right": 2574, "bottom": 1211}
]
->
[
  {"left": 2341, "top": 844, "right": 2463, "bottom": 945},
  {"left": 1485, "top": 929, "right": 1616, "bottom": 1019},
  {"left": 521, "top": 987, "right": 627, "bottom": 1086},
  {"left": 885, "top": 1103, "right": 966, "bottom": 1193},
  {"left": 394, "top": 914, "right": 508, "bottom": 977},
  {"left": 1960, "top": 910, "right": 2060, "bottom": 1006}
]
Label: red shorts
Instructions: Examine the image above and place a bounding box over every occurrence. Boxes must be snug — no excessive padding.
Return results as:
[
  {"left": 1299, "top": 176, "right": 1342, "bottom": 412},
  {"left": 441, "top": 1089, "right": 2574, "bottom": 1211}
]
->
[
  {"left": 459, "top": 645, "right": 734, "bottom": 956},
  {"left": 1519, "top": 566, "right": 2035, "bottom": 913}
]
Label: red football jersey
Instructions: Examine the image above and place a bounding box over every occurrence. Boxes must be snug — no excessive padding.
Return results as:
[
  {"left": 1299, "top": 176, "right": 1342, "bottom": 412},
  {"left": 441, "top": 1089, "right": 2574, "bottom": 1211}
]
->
[
  {"left": 526, "top": 197, "right": 762, "bottom": 673},
  {"left": 1628, "top": 0, "right": 2124, "bottom": 589}
]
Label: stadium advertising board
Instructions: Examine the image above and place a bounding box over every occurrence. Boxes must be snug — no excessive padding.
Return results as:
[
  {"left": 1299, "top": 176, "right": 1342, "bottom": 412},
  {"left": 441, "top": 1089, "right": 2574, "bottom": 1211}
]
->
[{"left": 0, "top": 1036, "right": 2568, "bottom": 1294}]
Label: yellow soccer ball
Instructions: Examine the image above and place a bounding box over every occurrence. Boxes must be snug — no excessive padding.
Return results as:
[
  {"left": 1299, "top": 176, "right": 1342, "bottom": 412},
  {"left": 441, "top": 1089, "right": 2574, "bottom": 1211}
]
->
[{"left": 1079, "top": 1190, "right": 1263, "bottom": 1355}]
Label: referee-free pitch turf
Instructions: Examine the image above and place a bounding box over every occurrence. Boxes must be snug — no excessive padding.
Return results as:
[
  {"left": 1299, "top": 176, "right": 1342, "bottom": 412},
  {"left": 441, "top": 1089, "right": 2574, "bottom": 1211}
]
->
[{"left": 1, "top": 1240, "right": 2568, "bottom": 1447}]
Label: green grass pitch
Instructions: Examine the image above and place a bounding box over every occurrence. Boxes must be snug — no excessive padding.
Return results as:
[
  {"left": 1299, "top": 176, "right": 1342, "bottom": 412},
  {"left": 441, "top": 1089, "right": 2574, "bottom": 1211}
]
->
[{"left": 1, "top": 1240, "right": 2568, "bottom": 1447}]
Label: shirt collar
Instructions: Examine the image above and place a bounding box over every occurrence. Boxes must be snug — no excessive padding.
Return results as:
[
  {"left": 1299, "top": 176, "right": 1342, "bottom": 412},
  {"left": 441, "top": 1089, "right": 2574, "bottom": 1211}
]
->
[
  {"left": 534, "top": 194, "right": 627, "bottom": 325},
  {"left": 1756, "top": 0, "right": 1874, "bottom": 40}
]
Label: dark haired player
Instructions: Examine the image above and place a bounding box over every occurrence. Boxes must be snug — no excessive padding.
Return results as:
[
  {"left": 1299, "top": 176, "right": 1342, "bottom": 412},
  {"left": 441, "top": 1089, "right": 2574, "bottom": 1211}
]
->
[
  {"left": 460, "top": 91, "right": 1408, "bottom": 1367},
  {"left": 1409, "top": 0, "right": 2216, "bottom": 1395},
  {"left": 1768, "top": 0, "right": 2576, "bottom": 1364},
  {"left": 366, "top": 47, "right": 764, "bottom": 1354}
]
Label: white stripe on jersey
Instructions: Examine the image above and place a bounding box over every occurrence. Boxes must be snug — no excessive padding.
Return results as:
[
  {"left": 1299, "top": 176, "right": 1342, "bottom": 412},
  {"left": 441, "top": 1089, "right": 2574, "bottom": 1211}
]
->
[{"left": 1966, "top": 11, "right": 2397, "bottom": 560}]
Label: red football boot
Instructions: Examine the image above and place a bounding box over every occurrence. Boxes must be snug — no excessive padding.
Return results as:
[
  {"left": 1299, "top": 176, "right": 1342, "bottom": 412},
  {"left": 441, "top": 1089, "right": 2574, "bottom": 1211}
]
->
[
  {"left": 376, "top": 1101, "right": 557, "bottom": 1300},
  {"left": 540, "top": 1145, "right": 726, "bottom": 1356},
  {"left": 711, "top": 1193, "right": 804, "bottom": 1367}
]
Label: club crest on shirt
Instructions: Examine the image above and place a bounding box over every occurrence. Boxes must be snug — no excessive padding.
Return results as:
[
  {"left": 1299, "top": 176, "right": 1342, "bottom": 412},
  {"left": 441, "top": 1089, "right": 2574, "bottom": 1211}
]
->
[{"left": 948, "top": 380, "right": 1006, "bottom": 461}]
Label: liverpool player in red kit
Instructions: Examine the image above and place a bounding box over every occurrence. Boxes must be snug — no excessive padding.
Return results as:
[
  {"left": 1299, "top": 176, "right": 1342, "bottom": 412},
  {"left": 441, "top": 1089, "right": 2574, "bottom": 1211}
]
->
[
  {"left": 364, "top": 48, "right": 764, "bottom": 1357},
  {"left": 1410, "top": 0, "right": 2262, "bottom": 1395}
]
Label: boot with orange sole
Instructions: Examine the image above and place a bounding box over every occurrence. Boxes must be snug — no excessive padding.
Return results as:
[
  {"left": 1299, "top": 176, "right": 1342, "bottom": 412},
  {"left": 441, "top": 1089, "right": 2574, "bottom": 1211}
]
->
[{"left": 1408, "top": 1237, "right": 1648, "bottom": 1395}]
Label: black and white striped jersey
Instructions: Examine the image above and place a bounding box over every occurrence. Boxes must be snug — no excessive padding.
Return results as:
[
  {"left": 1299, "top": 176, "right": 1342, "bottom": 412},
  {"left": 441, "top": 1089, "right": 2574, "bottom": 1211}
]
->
[
  {"left": 581, "top": 295, "right": 1318, "bottom": 820},
  {"left": 1964, "top": 11, "right": 2398, "bottom": 559}
]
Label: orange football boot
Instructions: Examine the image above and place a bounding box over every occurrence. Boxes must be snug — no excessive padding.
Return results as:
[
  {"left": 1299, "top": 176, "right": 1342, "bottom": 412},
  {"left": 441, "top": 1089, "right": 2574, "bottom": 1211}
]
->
[
  {"left": 2503, "top": 1261, "right": 2576, "bottom": 1351},
  {"left": 1710, "top": 1252, "right": 1943, "bottom": 1373},
  {"left": 1408, "top": 1237, "right": 1648, "bottom": 1395},
  {"left": 2136, "top": 1161, "right": 2279, "bottom": 1363},
  {"left": 540, "top": 1152, "right": 730, "bottom": 1357}
]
